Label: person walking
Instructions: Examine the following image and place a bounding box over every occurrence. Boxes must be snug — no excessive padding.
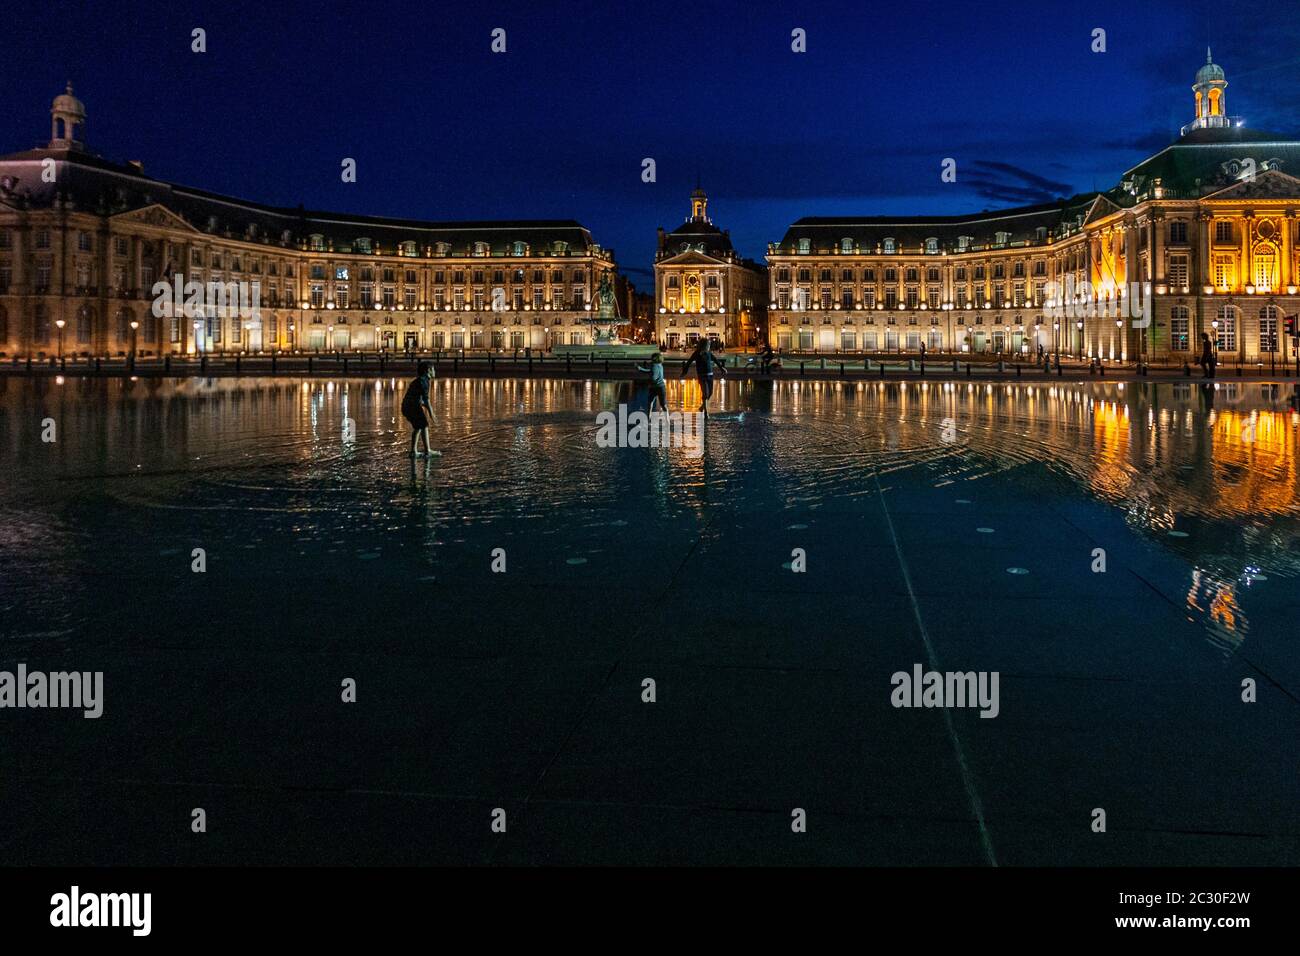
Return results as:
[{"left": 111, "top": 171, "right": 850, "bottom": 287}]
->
[
  {"left": 402, "top": 361, "right": 437, "bottom": 457},
  {"left": 1198, "top": 332, "right": 1217, "bottom": 379},
  {"left": 681, "top": 337, "right": 727, "bottom": 417}
]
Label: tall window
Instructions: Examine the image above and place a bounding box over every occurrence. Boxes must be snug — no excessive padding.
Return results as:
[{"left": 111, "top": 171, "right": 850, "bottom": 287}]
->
[
  {"left": 1253, "top": 246, "right": 1277, "bottom": 292},
  {"left": 1259, "top": 305, "right": 1279, "bottom": 352},
  {"left": 1213, "top": 255, "right": 1232, "bottom": 290},
  {"left": 1170, "top": 306, "right": 1189, "bottom": 351},
  {"left": 1168, "top": 221, "right": 1187, "bottom": 244},
  {"left": 1215, "top": 305, "right": 1237, "bottom": 351},
  {"left": 1167, "top": 254, "right": 1188, "bottom": 288}
]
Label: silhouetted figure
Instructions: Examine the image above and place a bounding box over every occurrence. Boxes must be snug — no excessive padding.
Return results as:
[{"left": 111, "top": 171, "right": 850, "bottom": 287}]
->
[
  {"left": 402, "top": 361, "right": 437, "bottom": 457},
  {"left": 681, "top": 338, "right": 727, "bottom": 416},
  {"left": 1198, "top": 332, "right": 1216, "bottom": 379}
]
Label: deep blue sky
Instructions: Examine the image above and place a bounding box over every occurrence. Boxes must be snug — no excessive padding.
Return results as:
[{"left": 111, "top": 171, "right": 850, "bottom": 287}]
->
[{"left": 4, "top": 1, "right": 1299, "bottom": 285}]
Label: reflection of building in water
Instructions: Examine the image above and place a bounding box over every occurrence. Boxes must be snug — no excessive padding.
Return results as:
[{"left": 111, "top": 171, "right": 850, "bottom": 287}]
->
[{"left": 766, "top": 50, "right": 1300, "bottom": 365}]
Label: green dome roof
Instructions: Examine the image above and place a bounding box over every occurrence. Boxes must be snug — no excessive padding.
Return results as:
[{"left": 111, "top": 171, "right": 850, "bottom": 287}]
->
[{"left": 1196, "top": 48, "right": 1224, "bottom": 84}]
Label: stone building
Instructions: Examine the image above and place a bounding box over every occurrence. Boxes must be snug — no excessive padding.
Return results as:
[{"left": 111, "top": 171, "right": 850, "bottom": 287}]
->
[
  {"left": 653, "top": 187, "right": 766, "bottom": 350},
  {"left": 0, "top": 87, "right": 617, "bottom": 358},
  {"left": 765, "top": 51, "right": 1300, "bottom": 364}
]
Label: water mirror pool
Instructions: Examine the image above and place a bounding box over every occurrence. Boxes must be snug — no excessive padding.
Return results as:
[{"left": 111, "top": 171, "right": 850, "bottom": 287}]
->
[{"left": 1, "top": 375, "right": 1297, "bottom": 864}]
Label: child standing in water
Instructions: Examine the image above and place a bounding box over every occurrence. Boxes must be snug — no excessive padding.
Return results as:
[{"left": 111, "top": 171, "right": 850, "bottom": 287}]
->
[
  {"left": 681, "top": 337, "right": 726, "bottom": 416},
  {"left": 401, "top": 361, "right": 438, "bottom": 457},
  {"left": 637, "top": 352, "right": 668, "bottom": 413}
]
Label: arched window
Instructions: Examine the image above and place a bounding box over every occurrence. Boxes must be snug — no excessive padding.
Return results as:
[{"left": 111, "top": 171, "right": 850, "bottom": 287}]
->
[
  {"left": 925, "top": 237, "right": 939, "bottom": 254},
  {"left": 797, "top": 238, "right": 810, "bottom": 254},
  {"left": 841, "top": 238, "right": 853, "bottom": 254},
  {"left": 882, "top": 237, "right": 896, "bottom": 254},
  {"left": 1215, "top": 304, "right": 1238, "bottom": 351},
  {"left": 1253, "top": 244, "right": 1278, "bottom": 292}
]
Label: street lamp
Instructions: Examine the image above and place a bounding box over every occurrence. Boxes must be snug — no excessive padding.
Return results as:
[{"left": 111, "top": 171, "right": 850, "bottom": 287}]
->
[
  {"left": 1075, "top": 320, "right": 1083, "bottom": 358},
  {"left": 1053, "top": 320, "right": 1060, "bottom": 366},
  {"left": 55, "top": 318, "right": 65, "bottom": 362},
  {"left": 129, "top": 319, "right": 139, "bottom": 372}
]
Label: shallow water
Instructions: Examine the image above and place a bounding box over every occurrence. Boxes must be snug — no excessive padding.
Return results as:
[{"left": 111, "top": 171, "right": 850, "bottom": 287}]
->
[{"left": 2, "top": 375, "right": 1296, "bottom": 649}]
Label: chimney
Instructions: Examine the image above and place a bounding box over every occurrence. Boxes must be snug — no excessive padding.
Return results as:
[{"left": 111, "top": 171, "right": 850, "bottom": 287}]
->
[{"left": 656, "top": 227, "right": 666, "bottom": 252}]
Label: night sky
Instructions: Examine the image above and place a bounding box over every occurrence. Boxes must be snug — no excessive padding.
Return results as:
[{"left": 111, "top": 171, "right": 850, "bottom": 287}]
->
[{"left": 4, "top": 0, "right": 1299, "bottom": 286}]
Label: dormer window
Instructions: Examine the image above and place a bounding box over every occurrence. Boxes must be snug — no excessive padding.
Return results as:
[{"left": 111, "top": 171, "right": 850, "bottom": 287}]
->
[
  {"left": 1035, "top": 227, "right": 1047, "bottom": 242},
  {"left": 401, "top": 240, "right": 417, "bottom": 257},
  {"left": 309, "top": 234, "right": 325, "bottom": 251},
  {"left": 956, "top": 236, "right": 971, "bottom": 252},
  {"left": 994, "top": 231, "right": 1010, "bottom": 246},
  {"left": 841, "top": 238, "right": 853, "bottom": 254},
  {"left": 924, "top": 237, "right": 939, "bottom": 254},
  {"left": 474, "top": 241, "right": 490, "bottom": 256},
  {"left": 512, "top": 241, "right": 527, "bottom": 256},
  {"left": 435, "top": 241, "right": 451, "bottom": 257},
  {"left": 797, "top": 238, "right": 811, "bottom": 254},
  {"left": 551, "top": 241, "right": 568, "bottom": 255},
  {"left": 882, "top": 238, "right": 896, "bottom": 254}
]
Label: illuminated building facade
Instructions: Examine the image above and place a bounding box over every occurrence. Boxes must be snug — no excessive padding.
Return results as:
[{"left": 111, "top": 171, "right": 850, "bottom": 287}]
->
[
  {"left": 653, "top": 187, "right": 766, "bottom": 349},
  {"left": 766, "top": 51, "right": 1300, "bottom": 363},
  {"left": 0, "top": 87, "right": 617, "bottom": 358}
]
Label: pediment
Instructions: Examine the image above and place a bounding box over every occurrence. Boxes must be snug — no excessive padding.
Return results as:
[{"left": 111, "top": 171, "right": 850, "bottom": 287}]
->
[
  {"left": 658, "top": 249, "right": 726, "bottom": 267},
  {"left": 1083, "top": 194, "right": 1123, "bottom": 226},
  {"left": 111, "top": 203, "right": 198, "bottom": 232},
  {"left": 1203, "top": 168, "right": 1300, "bottom": 201}
]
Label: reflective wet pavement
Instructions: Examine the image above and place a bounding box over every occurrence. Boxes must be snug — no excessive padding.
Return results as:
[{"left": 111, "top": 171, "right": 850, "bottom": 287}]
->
[{"left": 1, "top": 375, "right": 1298, "bottom": 864}]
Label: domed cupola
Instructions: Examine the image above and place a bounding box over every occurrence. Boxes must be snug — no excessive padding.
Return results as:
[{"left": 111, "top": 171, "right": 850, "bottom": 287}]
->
[
  {"left": 49, "top": 82, "right": 87, "bottom": 150},
  {"left": 689, "top": 186, "right": 709, "bottom": 224},
  {"left": 1190, "top": 48, "right": 1228, "bottom": 131}
]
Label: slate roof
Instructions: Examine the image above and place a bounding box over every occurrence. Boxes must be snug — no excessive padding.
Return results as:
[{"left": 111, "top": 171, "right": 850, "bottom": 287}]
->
[
  {"left": 775, "top": 195, "right": 1099, "bottom": 255},
  {"left": 775, "top": 121, "right": 1300, "bottom": 255},
  {"left": 0, "top": 145, "right": 602, "bottom": 257}
]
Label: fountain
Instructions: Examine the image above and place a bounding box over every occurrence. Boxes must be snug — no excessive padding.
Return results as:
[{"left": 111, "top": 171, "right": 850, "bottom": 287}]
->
[{"left": 552, "top": 275, "right": 657, "bottom": 358}]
